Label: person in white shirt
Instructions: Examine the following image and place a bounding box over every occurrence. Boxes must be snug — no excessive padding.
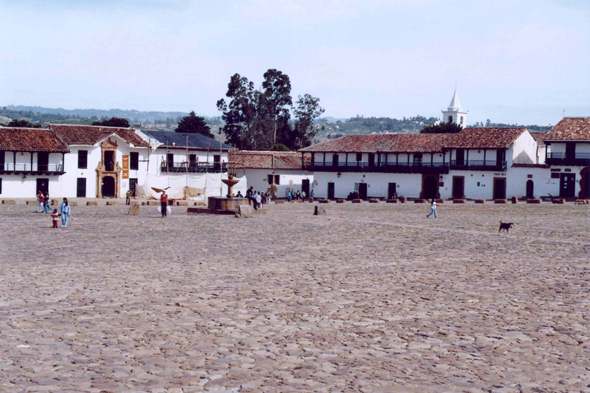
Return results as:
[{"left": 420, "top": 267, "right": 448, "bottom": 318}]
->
[
  {"left": 255, "top": 192, "right": 262, "bottom": 209},
  {"left": 426, "top": 199, "right": 437, "bottom": 218}
]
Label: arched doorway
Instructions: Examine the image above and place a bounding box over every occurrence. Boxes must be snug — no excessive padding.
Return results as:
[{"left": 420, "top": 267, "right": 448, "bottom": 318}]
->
[
  {"left": 422, "top": 176, "right": 439, "bottom": 199},
  {"left": 102, "top": 176, "right": 115, "bottom": 198},
  {"left": 526, "top": 180, "right": 534, "bottom": 199},
  {"left": 580, "top": 167, "right": 590, "bottom": 199}
]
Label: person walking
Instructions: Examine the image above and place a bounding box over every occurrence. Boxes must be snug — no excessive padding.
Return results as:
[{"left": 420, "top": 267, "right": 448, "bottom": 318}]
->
[
  {"left": 60, "top": 198, "right": 71, "bottom": 228},
  {"left": 287, "top": 190, "right": 292, "bottom": 202},
  {"left": 126, "top": 189, "right": 132, "bottom": 205},
  {"left": 426, "top": 198, "right": 438, "bottom": 219},
  {"left": 44, "top": 191, "right": 54, "bottom": 213},
  {"left": 160, "top": 191, "right": 168, "bottom": 217},
  {"left": 310, "top": 189, "right": 314, "bottom": 198},
  {"left": 35, "top": 191, "right": 43, "bottom": 213}
]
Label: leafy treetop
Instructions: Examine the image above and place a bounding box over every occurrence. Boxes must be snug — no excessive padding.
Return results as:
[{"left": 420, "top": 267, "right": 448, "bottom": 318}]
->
[{"left": 175, "top": 111, "right": 214, "bottom": 138}]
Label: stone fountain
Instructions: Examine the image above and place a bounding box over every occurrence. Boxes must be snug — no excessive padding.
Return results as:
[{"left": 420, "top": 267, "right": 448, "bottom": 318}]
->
[{"left": 202, "top": 174, "right": 250, "bottom": 213}]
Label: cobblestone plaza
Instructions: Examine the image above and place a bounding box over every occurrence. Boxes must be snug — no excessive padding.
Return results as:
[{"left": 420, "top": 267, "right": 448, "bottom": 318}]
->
[{"left": 1, "top": 201, "right": 589, "bottom": 392}]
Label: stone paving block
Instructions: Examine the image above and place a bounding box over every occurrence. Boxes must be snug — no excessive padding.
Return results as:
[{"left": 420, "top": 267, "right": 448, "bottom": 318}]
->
[
  {"left": 351, "top": 199, "right": 362, "bottom": 203},
  {"left": 527, "top": 199, "right": 542, "bottom": 204},
  {"left": 552, "top": 198, "right": 566, "bottom": 204},
  {"left": 336, "top": 199, "right": 346, "bottom": 203},
  {"left": 386, "top": 199, "right": 398, "bottom": 203},
  {"left": 414, "top": 199, "right": 426, "bottom": 203},
  {"left": 86, "top": 201, "right": 98, "bottom": 206},
  {"left": 176, "top": 201, "right": 189, "bottom": 206},
  {"left": 453, "top": 199, "right": 467, "bottom": 203},
  {"left": 474, "top": 199, "right": 485, "bottom": 204},
  {"left": 368, "top": 199, "right": 379, "bottom": 203},
  {"left": 1, "top": 200, "right": 16, "bottom": 204},
  {"left": 494, "top": 199, "right": 507, "bottom": 204},
  {"left": 106, "top": 201, "right": 119, "bottom": 206},
  {"left": 318, "top": 199, "right": 330, "bottom": 203},
  {"left": 275, "top": 200, "right": 285, "bottom": 204}
]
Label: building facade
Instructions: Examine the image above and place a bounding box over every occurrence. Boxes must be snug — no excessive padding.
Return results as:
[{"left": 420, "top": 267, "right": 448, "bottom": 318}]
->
[
  {"left": 229, "top": 151, "right": 314, "bottom": 198},
  {"left": 0, "top": 127, "right": 69, "bottom": 198}
]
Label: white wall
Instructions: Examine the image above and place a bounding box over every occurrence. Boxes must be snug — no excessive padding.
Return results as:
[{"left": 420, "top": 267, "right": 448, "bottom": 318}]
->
[
  {"left": 312, "top": 171, "right": 422, "bottom": 199},
  {"left": 511, "top": 131, "right": 537, "bottom": 165},
  {"left": 237, "top": 168, "right": 314, "bottom": 198},
  {"left": 0, "top": 174, "right": 65, "bottom": 199},
  {"left": 506, "top": 167, "right": 560, "bottom": 199},
  {"left": 576, "top": 143, "right": 590, "bottom": 154}
]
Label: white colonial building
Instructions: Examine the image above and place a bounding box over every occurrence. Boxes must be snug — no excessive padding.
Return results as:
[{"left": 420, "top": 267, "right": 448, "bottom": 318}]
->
[
  {"left": 543, "top": 117, "right": 590, "bottom": 199},
  {"left": 48, "top": 124, "right": 150, "bottom": 198},
  {"left": 0, "top": 127, "right": 69, "bottom": 198},
  {"left": 229, "top": 151, "right": 314, "bottom": 198},
  {"left": 299, "top": 127, "right": 558, "bottom": 201}
]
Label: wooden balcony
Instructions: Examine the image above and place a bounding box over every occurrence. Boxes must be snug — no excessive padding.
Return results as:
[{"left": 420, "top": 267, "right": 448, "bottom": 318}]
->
[
  {"left": 304, "top": 162, "right": 449, "bottom": 174},
  {"left": 546, "top": 153, "right": 590, "bottom": 166},
  {"left": 450, "top": 160, "right": 507, "bottom": 171},
  {"left": 0, "top": 163, "right": 65, "bottom": 175}
]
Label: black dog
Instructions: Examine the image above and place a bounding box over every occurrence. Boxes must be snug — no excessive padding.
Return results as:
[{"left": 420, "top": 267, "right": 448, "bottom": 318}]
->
[{"left": 498, "top": 220, "right": 514, "bottom": 235}]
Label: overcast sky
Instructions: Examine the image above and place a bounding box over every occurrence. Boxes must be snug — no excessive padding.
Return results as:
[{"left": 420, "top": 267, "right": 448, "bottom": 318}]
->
[{"left": 0, "top": 0, "right": 588, "bottom": 125}]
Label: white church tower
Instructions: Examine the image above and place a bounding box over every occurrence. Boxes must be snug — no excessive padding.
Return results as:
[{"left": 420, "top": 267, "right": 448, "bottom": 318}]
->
[{"left": 442, "top": 90, "right": 467, "bottom": 128}]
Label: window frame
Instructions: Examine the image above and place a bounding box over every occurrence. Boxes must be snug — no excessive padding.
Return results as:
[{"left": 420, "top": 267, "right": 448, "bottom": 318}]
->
[
  {"left": 78, "top": 150, "right": 88, "bottom": 169},
  {"left": 130, "top": 152, "right": 139, "bottom": 170}
]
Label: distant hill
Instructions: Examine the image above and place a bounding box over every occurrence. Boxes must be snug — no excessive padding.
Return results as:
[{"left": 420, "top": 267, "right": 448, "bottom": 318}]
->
[{"left": 5, "top": 105, "right": 190, "bottom": 123}]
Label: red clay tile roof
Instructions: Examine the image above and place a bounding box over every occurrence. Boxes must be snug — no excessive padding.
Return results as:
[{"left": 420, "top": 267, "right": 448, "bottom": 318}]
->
[
  {"left": 445, "top": 127, "right": 527, "bottom": 149},
  {"left": 229, "top": 151, "right": 307, "bottom": 170},
  {"left": 48, "top": 124, "right": 149, "bottom": 147},
  {"left": 0, "top": 127, "right": 69, "bottom": 152},
  {"left": 544, "top": 117, "right": 590, "bottom": 141},
  {"left": 529, "top": 132, "right": 546, "bottom": 146},
  {"left": 299, "top": 134, "right": 455, "bottom": 153}
]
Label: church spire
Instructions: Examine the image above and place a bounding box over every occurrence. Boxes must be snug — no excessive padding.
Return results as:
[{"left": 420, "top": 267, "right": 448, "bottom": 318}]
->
[
  {"left": 448, "top": 90, "right": 463, "bottom": 111},
  {"left": 442, "top": 89, "right": 467, "bottom": 128}
]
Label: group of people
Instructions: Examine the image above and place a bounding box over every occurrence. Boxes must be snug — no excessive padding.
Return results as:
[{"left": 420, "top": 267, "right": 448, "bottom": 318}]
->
[
  {"left": 245, "top": 187, "right": 271, "bottom": 210},
  {"left": 35, "top": 190, "right": 54, "bottom": 214},
  {"left": 35, "top": 191, "right": 71, "bottom": 228},
  {"left": 287, "top": 189, "right": 312, "bottom": 202}
]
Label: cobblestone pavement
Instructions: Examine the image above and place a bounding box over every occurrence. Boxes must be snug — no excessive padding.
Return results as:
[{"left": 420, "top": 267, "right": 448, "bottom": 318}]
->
[{"left": 1, "top": 201, "right": 590, "bottom": 392}]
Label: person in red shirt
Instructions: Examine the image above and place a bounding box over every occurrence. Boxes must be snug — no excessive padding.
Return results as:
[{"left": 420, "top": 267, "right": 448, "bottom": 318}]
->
[
  {"left": 51, "top": 211, "right": 61, "bottom": 228},
  {"left": 35, "top": 191, "right": 44, "bottom": 213},
  {"left": 160, "top": 191, "right": 168, "bottom": 217}
]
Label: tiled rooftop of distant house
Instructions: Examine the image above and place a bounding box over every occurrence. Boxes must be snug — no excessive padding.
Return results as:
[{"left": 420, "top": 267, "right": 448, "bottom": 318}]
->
[
  {"left": 544, "top": 118, "right": 590, "bottom": 141},
  {"left": 229, "top": 151, "right": 308, "bottom": 170},
  {"left": 0, "top": 127, "right": 69, "bottom": 152},
  {"left": 300, "top": 127, "right": 528, "bottom": 153},
  {"left": 48, "top": 124, "right": 149, "bottom": 147},
  {"left": 300, "top": 134, "right": 455, "bottom": 153},
  {"left": 444, "top": 127, "right": 527, "bottom": 149}
]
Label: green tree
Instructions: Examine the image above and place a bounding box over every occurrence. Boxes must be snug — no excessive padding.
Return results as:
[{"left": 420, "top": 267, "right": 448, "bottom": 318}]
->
[
  {"left": 217, "top": 74, "right": 259, "bottom": 149},
  {"left": 92, "top": 117, "right": 130, "bottom": 127},
  {"left": 420, "top": 122, "right": 463, "bottom": 134},
  {"left": 218, "top": 69, "right": 323, "bottom": 150},
  {"left": 290, "top": 94, "right": 325, "bottom": 149},
  {"left": 175, "top": 111, "right": 214, "bottom": 138}
]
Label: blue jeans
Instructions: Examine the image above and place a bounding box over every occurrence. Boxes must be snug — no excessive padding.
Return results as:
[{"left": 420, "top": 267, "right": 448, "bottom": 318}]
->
[
  {"left": 61, "top": 214, "right": 69, "bottom": 227},
  {"left": 427, "top": 208, "right": 437, "bottom": 218}
]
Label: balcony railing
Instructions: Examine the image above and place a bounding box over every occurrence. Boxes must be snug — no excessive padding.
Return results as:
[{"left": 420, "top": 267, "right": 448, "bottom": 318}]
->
[
  {"left": 0, "top": 163, "right": 65, "bottom": 174},
  {"left": 161, "top": 162, "right": 228, "bottom": 173},
  {"left": 306, "top": 161, "right": 449, "bottom": 174},
  {"left": 450, "top": 160, "right": 507, "bottom": 171},
  {"left": 546, "top": 152, "right": 590, "bottom": 166}
]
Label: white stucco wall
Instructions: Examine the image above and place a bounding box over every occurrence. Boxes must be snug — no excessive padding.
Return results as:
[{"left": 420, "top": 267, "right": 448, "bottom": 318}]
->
[
  {"left": 235, "top": 168, "right": 314, "bottom": 198},
  {"left": 312, "top": 172, "right": 422, "bottom": 199},
  {"left": 511, "top": 131, "right": 537, "bottom": 165}
]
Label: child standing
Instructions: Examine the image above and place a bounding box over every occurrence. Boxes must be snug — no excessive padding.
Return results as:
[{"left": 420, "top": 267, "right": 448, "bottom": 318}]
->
[{"left": 51, "top": 210, "right": 61, "bottom": 228}]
